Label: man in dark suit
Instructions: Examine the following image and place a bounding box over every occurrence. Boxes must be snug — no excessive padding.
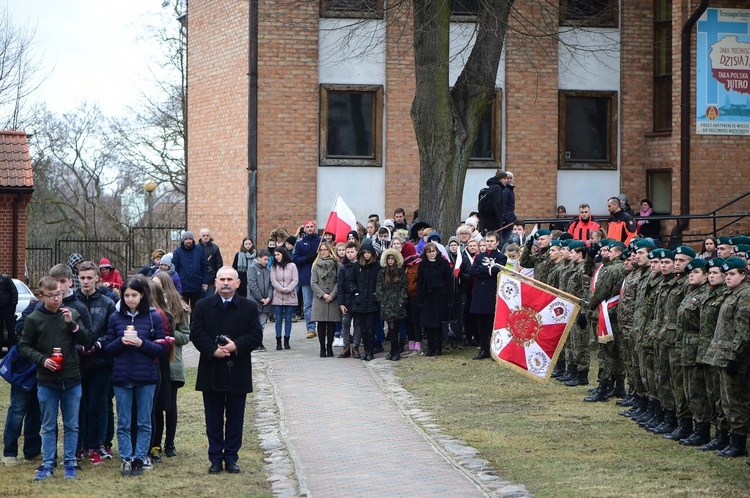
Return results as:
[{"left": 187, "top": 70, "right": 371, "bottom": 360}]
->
[{"left": 190, "top": 266, "right": 263, "bottom": 474}]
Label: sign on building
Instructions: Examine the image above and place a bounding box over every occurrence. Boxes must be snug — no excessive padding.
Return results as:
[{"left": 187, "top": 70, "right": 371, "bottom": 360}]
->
[{"left": 697, "top": 8, "right": 750, "bottom": 135}]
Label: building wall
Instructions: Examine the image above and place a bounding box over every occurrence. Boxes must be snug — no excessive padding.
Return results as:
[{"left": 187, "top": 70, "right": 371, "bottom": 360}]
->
[{"left": 0, "top": 194, "right": 29, "bottom": 278}]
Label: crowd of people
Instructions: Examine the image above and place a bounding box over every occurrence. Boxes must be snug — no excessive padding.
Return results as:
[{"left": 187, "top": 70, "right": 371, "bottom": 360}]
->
[{"left": 3, "top": 170, "right": 750, "bottom": 479}]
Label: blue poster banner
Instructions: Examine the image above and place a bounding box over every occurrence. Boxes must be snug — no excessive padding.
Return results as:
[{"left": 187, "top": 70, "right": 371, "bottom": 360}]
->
[{"left": 697, "top": 8, "right": 750, "bottom": 135}]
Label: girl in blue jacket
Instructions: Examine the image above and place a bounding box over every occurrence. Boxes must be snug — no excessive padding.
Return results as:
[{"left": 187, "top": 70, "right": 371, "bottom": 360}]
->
[{"left": 105, "top": 278, "right": 166, "bottom": 477}]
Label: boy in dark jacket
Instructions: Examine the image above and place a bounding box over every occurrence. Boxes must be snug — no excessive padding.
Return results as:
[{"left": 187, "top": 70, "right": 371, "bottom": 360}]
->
[
  {"left": 172, "top": 231, "right": 211, "bottom": 311},
  {"left": 19, "top": 275, "right": 93, "bottom": 481},
  {"left": 350, "top": 238, "right": 381, "bottom": 361},
  {"left": 337, "top": 242, "right": 358, "bottom": 357}
]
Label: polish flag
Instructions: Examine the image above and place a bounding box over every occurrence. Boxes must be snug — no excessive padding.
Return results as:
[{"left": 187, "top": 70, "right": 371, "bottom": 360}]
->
[{"left": 324, "top": 194, "right": 357, "bottom": 243}]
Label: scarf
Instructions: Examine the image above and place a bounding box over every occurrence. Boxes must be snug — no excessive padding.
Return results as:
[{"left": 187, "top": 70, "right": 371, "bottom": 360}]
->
[
  {"left": 638, "top": 207, "right": 653, "bottom": 226},
  {"left": 315, "top": 256, "right": 338, "bottom": 284},
  {"left": 236, "top": 250, "right": 257, "bottom": 272}
]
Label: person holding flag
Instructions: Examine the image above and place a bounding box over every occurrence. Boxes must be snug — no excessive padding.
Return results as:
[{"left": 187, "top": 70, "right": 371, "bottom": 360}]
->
[
  {"left": 324, "top": 195, "right": 357, "bottom": 243},
  {"left": 469, "top": 231, "right": 507, "bottom": 360}
]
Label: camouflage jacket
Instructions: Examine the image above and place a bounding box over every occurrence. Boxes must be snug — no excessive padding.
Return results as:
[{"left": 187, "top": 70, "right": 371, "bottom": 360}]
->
[
  {"left": 655, "top": 273, "right": 690, "bottom": 347},
  {"left": 703, "top": 280, "right": 750, "bottom": 369},
  {"left": 677, "top": 283, "right": 710, "bottom": 366},
  {"left": 633, "top": 269, "right": 661, "bottom": 351},
  {"left": 647, "top": 273, "right": 676, "bottom": 346},
  {"left": 563, "top": 261, "right": 588, "bottom": 299},
  {"left": 696, "top": 285, "right": 729, "bottom": 363},
  {"left": 519, "top": 246, "right": 553, "bottom": 283},
  {"left": 617, "top": 266, "right": 641, "bottom": 335},
  {"left": 547, "top": 261, "right": 567, "bottom": 290},
  {"left": 589, "top": 259, "right": 625, "bottom": 311}
]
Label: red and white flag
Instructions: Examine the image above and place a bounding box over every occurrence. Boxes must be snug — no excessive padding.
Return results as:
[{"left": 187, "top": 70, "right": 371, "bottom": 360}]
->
[
  {"left": 491, "top": 267, "right": 581, "bottom": 383},
  {"left": 324, "top": 194, "right": 357, "bottom": 243}
]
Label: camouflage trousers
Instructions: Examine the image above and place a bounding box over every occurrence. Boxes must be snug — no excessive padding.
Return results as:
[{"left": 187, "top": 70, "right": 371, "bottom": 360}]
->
[
  {"left": 621, "top": 330, "right": 644, "bottom": 395},
  {"left": 639, "top": 349, "right": 656, "bottom": 400},
  {"left": 707, "top": 366, "right": 728, "bottom": 430},
  {"left": 654, "top": 341, "right": 675, "bottom": 410},
  {"left": 597, "top": 331, "right": 625, "bottom": 382},
  {"left": 668, "top": 347, "right": 691, "bottom": 422},
  {"left": 567, "top": 323, "right": 590, "bottom": 371},
  {"left": 684, "top": 364, "right": 710, "bottom": 424},
  {"left": 718, "top": 368, "right": 750, "bottom": 435}
]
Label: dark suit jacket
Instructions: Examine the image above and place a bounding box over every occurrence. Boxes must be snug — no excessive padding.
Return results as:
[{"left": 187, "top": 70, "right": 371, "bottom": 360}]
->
[{"left": 191, "top": 293, "right": 263, "bottom": 394}]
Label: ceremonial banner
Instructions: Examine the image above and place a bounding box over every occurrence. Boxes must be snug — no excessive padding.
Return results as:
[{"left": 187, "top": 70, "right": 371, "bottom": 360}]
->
[
  {"left": 491, "top": 267, "right": 580, "bottom": 384},
  {"left": 323, "top": 194, "right": 357, "bottom": 243}
]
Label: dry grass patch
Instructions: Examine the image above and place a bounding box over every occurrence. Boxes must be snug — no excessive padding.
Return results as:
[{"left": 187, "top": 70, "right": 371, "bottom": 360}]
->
[
  {"left": 396, "top": 348, "right": 750, "bottom": 498},
  {"left": 0, "top": 368, "right": 272, "bottom": 497}
]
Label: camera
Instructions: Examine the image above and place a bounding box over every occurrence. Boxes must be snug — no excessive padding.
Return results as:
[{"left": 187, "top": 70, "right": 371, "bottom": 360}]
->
[{"left": 215, "top": 335, "right": 229, "bottom": 346}]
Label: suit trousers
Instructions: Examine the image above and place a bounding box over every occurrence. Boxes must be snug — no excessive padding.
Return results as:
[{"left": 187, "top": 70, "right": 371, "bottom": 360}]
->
[{"left": 202, "top": 391, "right": 247, "bottom": 465}]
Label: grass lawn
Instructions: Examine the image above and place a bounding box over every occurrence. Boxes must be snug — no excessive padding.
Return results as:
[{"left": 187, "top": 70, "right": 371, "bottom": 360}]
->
[
  {"left": 0, "top": 367, "right": 272, "bottom": 498},
  {"left": 396, "top": 346, "right": 750, "bottom": 498}
]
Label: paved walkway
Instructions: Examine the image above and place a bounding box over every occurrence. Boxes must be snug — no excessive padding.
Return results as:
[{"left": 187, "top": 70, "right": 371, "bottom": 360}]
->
[{"left": 184, "top": 320, "right": 529, "bottom": 498}]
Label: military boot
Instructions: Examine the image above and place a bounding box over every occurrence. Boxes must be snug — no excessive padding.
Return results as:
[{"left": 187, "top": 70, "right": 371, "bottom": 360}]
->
[
  {"left": 680, "top": 422, "right": 711, "bottom": 446},
  {"left": 663, "top": 418, "right": 693, "bottom": 440},
  {"left": 558, "top": 365, "right": 577, "bottom": 382},
  {"left": 565, "top": 369, "right": 589, "bottom": 387},
  {"left": 584, "top": 380, "right": 610, "bottom": 402},
  {"left": 607, "top": 377, "right": 626, "bottom": 398},
  {"left": 635, "top": 399, "right": 656, "bottom": 424},
  {"left": 653, "top": 409, "right": 678, "bottom": 434},
  {"left": 620, "top": 395, "right": 642, "bottom": 417},
  {"left": 716, "top": 434, "right": 748, "bottom": 458},
  {"left": 699, "top": 428, "right": 729, "bottom": 451},
  {"left": 551, "top": 358, "right": 567, "bottom": 378},
  {"left": 642, "top": 404, "right": 664, "bottom": 430}
]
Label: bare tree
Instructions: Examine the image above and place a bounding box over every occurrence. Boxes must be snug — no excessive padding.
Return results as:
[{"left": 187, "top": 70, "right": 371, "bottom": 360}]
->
[{"left": 0, "top": 5, "right": 45, "bottom": 129}]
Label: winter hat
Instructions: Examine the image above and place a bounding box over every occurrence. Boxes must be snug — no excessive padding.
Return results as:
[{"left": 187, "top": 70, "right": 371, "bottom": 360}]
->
[
  {"left": 160, "top": 253, "right": 175, "bottom": 271},
  {"left": 465, "top": 217, "right": 479, "bottom": 229},
  {"left": 285, "top": 236, "right": 297, "bottom": 247},
  {"left": 382, "top": 219, "right": 395, "bottom": 229},
  {"left": 98, "top": 258, "right": 114, "bottom": 269},
  {"left": 347, "top": 230, "right": 360, "bottom": 241},
  {"left": 182, "top": 231, "right": 195, "bottom": 241},
  {"left": 427, "top": 231, "right": 442, "bottom": 243},
  {"left": 358, "top": 237, "right": 376, "bottom": 257},
  {"left": 447, "top": 236, "right": 460, "bottom": 246}
]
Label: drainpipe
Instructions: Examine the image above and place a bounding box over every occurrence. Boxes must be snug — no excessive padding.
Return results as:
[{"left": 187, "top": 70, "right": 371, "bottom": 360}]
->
[
  {"left": 12, "top": 194, "right": 22, "bottom": 279},
  {"left": 247, "top": 0, "right": 258, "bottom": 241},
  {"left": 673, "top": 0, "right": 710, "bottom": 245}
]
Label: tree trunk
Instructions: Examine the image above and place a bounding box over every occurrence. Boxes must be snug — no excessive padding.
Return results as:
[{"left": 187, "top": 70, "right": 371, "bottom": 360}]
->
[{"left": 411, "top": 0, "right": 513, "bottom": 236}]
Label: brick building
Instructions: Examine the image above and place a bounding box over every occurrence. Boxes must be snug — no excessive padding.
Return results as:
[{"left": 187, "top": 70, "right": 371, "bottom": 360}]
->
[
  {"left": 185, "top": 0, "right": 750, "bottom": 249},
  {"left": 0, "top": 130, "right": 33, "bottom": 279}
]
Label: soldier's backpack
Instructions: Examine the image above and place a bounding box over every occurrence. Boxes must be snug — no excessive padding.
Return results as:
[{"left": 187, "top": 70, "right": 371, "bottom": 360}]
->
[{"left": 477, "top": 187, "right": 491, "bottom": 214}]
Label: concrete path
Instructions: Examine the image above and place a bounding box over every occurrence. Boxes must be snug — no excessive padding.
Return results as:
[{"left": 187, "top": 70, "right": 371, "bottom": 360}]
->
[{"left": 183, "top": 320, "right": 529, "bottom": 498}]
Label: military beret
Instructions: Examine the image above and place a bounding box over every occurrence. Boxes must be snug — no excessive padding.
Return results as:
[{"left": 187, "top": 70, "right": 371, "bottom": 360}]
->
[
  {"left": 600, "top": 238, "right": 614, "bottom": 247},
  {"left": 707, "top": 258, "right": 725, "bottom": 269},
  {"left": 608, "top": 241, "right": 627, "bottom": 251},
  {"left": 658, "top": 249, "right": 675, "bottom": 260},
  {"left": 633, "top": 238, "right": 656, "bottom": 250},
  {"left": 716, "top": 236, "right": 733, "bottom": 246},
  {"left": 569, "top": 240, "right": 587, "bottom": 250},
  {"left": 674, "top": 246, "right": 696, "bottom": 259},
  {"left": 735, "top": 244, "right": 750, "bottom": 255},
  {"left": 721, "top": 257, "right": 746, "bottom": 272},
  {"left": 685, "top": 259, "right": 708, "bottom": 272},
  {"left": 730, "top": 235, "right": 750, "bottom": 245},
  {"left": 560, "top": 239, "right": 572, "bottom": 247},
  {"left": 648, "top": 250, "right": 660, "bottom": 260},
  {"left": 536, "top": 229, "right": 551, "bottom": 237},
  {"left": 550, "top": 240, "right": 562, "bottom": 247},
  {"left": 559, "top": 233, "right": 573, "bottom": 241},
  {"left": 620, "top": 250, "right": 631, "bottom": 261}
]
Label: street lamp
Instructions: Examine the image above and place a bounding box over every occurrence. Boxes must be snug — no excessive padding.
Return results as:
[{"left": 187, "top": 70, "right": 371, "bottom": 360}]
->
[{"left": 144, "top": 181, "right": 157, "bottom": 250}]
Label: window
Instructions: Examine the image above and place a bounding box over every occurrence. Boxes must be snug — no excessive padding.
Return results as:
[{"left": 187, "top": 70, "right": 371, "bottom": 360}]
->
[
  {"left": 558, "top": 90, "right": 617, "bottom": 170},
  {"left": 450, "top": 0, "right": 478, "bottom": 21},
  {"left": 653, "top": 0, "right": 672, "bottom": 132},
  {"left": 647, "top": 170, "right": 672, "bottom": 213},
  {"left": 469, "top": 89, "right": 503, "bottom": 168},
  {"left": 320, "top": 85, "right": 383, "bottom": 167},
  {"left": 560, "top": 0, "right": 618, "bottom": 27},
  {"left": 320, "top": 0, "right": 382, "bottom": 19}
]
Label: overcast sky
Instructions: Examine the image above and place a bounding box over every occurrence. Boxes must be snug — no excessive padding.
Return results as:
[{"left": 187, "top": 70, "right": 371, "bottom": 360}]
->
[{"left": 4, "top": 0, "right": 172, "bottom": 117}]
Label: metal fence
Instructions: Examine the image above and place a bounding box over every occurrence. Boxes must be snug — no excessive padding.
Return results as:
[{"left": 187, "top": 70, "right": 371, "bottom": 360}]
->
[
  {"left": 25, "top": 247, "right": 53, "bottom": 285},
  {"left": 128, "top": 226, "right": 185, "bottom": 270}
]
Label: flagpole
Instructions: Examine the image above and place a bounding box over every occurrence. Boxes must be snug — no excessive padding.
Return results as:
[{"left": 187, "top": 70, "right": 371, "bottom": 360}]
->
[{"left": 498, "top": 266, "right": 584, "bottom": 306}]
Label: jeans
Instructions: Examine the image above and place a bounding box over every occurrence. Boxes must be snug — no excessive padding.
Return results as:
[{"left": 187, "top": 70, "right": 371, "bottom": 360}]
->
[
  {"left": 273, "top": 306, "right": 294, "bottom": 338},
  {"left": 300, "top": 284, "right": 314, "bottom": 332},
  {"left": 341, "top": 312, "right": 353, "bottom": 347},
  {"left": 37, "top": 384, "right": 82, "bottom": 468},
  {"left": 3, "top": 385, "right": 42, "bottom": 459},
  {"left": 114, "top": 384, "right": 156, "bottom": 461}
]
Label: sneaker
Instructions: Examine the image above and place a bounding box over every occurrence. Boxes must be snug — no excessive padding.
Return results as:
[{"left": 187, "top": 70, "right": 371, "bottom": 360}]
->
[
  {"left": 2, "top": 455, "right": 23, "bottom": 466},
  {"left": 73, "top": 463, "right": 82, "bottom": 471},
  {"left": 99, "top": 445, "right": 113, "bottom": 460},
  {"left": 121, "top": 459, "right": 132, "bottom": 477},
  {"left": 89, "top": 451, "right": 105, "bottom": 466},
  {"left": 306, "top": 330, "right": 316, "bottom": 338},
  {"left": 131, "top": 458, "right": 144, "bottom": 476},
  {"left": 142, "top": 457, "right": 153, "bottom": 471},
  {"left": 256, "top": 344, "right": 267, "bottom": 351},
  {"left": 164, "top": 446, "right": 177, "bottom": 458},
  {"left": 149, "top": 447, "right": 162, "bottom": 464},
  {"left": 64, "top": 465, "right": 77, "bottom": 479},
  {"left": 34, "top": 466, "right": 54, "bottom": 481}
]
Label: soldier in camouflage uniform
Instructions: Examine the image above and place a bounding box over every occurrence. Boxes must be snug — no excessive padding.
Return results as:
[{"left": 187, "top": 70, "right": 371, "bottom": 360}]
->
[
  {"left": 519, "top": 229, "right": 553, "bottom": 284},
  {"left": 560, "top": 241, "right": 591, "bottom": 386},
  {"left": 556, "top": 240, "right": 583, "bottom": 382},
  {"left": 658, "top": 245, "right": 696, "bottom": 441},
  {"left": 584, "top": 241, "right": 626, "bottom": 402},
  {"left": 697, "top": 258, "right": 730, "bottom": 451},
  {"left": 702, "top": 257, "right": 750, "bottom": 458},
  {"left": 546, "top": 241, "right": 568, "bottom": 378},
  {"left": 675, "top": 259, "right": 711, "bottom": 445}
]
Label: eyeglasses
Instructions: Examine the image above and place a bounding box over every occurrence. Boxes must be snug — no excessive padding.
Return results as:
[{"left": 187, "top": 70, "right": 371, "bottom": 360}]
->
[{"left": 44, "top": 291, "right": 64, "bottom": 300}]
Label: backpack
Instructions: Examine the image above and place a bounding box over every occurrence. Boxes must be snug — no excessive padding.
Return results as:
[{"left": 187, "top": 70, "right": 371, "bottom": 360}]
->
[{"left": 477, "top": 187, "right": 491, "bottom": 214}]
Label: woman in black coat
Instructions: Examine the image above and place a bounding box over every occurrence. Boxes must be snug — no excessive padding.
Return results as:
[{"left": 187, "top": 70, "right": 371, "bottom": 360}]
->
[
  {"left": 350, "top": 238, "right": 381, "bottom": 361},
  {"left": 416, "top": 242, "right": 454, "bottom": 356}
]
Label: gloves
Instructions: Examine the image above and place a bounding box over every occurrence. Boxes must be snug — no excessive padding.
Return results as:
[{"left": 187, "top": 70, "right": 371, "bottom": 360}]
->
[
  {"left": 525, "top": 237, "right": 534, "bottom": 250},
  {"left": 726, "top": 360, "right": 739, "bottom": 375},
  {"left": 587, "top": 242, "right": 601, "bottom": 258},
  {"left": 576, "top": 313, "right": 587, "bottom": 329}
]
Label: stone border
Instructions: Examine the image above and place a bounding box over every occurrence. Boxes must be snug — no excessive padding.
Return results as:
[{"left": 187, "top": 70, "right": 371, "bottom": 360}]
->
[{"left": 365, "top": 359, "right": 532, "bottom": 498}]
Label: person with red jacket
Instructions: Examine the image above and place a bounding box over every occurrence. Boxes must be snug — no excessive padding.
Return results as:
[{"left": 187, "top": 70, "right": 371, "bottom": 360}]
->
[
  {"left": 567, "top": 203, "right": 601, "bottom": 244},
  {"left": 98, "top": 258, "right": 123, "bottom": 291}
]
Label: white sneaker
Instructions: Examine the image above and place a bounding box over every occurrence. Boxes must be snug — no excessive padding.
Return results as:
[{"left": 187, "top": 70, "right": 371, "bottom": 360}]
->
[
  {"left": 143, "top": 457, "right": 154, "bottom": 471},
  {"left": 333, "top": 337, "right": 344, "bottom": 347},
  {"left": 2, "top": 455, "right": 23, "bottom": 466}
]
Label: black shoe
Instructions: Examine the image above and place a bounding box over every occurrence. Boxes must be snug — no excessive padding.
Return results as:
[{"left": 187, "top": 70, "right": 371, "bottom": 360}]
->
[
  {"left": 699, "top": 429, "right": 729, "bottom": 451},
  {"left": 473, "top": 350, "right": 491, "bottom": 360},
  {"left": 584, "top": 381, "right": 610, "bottom": 402},
  {"left": 386, "top": 353, "right": 400, "bottom": 361},
  {"left": 320, "top": 346, "right": 327, "bottom": 358},
  {"left": 366, "top": 353, "right": 374, "bottom": 361},
  {"left": 284, "top": 337, "right": 291, "bottom": 350},
  {"left": 550, "top": 366, "right": 566, "bottom": 378},
  {"left": 564, "top": 370, "right": 589, "bottom": 387},
  {"left": 616, "top": 395, "right": 634, "bottom": 407},
  {"left": 680, "top": 423, "right": 711, "bottom": 446},
  {"left": 716, "top": 434, "right": 748, "bottom": 457},
  {"left": 338, "top": 346, "right": 351, "bottom": 358},
  {"left": 257, "top": 344, "right": 266, "bottom": 351},
  {"left": 276, "top": 338, "right": 282, "bottom": 350},
  {"left": 131, "top": 458, "right": 144, "bottom": 477},
  {"left": 557, "top": 368, "right": 576, "bottom": 382},
  {"left": 164, "top": 446, "right": 177, "bottom": 458},
  {"left": 424, "top": 349, "right": 435, "bottom": 357},
  {"left": 225, "top": 462, "right": 240, "bottom": 474},
  {"left": 209, "top": 462, "right": 223, "bottom": 474},
  {"left": 663, "top": 420, "right": 693, "bottom": 441},
  {"left": 327, "top": 347, "right": 334, "bottom": 357}
]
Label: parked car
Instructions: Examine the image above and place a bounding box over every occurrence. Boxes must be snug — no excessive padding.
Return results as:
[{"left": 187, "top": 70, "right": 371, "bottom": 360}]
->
[{"left": 13, "top": 278, "right": 35, "bottom": 320}]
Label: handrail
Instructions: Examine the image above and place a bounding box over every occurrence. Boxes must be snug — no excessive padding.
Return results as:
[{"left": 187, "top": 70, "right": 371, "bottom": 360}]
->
[{"left": 709, "top": 191, "right": 750, "bottom": 215}]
